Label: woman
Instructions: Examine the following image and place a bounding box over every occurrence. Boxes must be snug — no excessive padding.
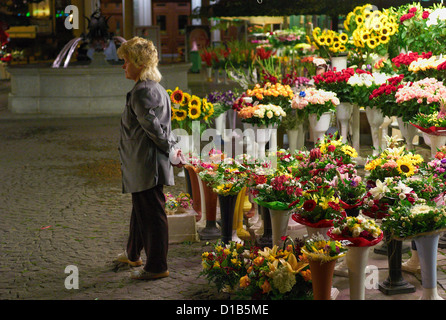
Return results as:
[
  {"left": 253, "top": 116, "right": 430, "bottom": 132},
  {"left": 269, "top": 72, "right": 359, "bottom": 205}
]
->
[{"left": 115, "top": 37, "right": 184, "bottom": 280}]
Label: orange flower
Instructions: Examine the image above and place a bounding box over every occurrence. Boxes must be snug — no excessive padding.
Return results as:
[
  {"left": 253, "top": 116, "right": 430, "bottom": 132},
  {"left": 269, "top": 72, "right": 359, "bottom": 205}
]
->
[
  {"left": 261, "top": 279, "right": 272, "bottom": 294},
  {"left": 300, "top": 269, "right": 312, "bottom": 282},
  {"left": 240, "top": 275, "right": 250, "bottom": 288},
  {"left": 253, "top": 256, "right": 265, "bottom": 267}
]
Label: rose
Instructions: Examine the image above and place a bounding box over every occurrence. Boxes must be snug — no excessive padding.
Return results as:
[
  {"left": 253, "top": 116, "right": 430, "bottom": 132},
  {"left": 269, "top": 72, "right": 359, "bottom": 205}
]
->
[{"left": 303, "top": 199, "right": 317, "bottom": 212}]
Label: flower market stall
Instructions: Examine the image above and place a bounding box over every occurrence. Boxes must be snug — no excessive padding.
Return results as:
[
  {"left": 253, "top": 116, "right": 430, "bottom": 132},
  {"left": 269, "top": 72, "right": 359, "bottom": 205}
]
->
[{"left": 170, "top": 1, "right": 446, "bottom": 300}]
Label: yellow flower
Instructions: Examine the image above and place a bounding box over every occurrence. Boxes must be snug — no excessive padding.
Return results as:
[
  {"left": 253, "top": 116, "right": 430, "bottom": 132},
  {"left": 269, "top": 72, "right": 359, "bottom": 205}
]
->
[
  {"left": 188, "top": 95, "right": 202, "bottom": 109},
  {"left": 188, "top": 104, "right": 201, "bottom": 120},
  {"left": 355, "top": 14, "right": 365, "bottom": 25},
  {"left": 175, "top": 109, "right": 188, "bottom": 121},
  {"left": 341, "top": 145, "right": 358, "bottom": 158},
  {"left": 339, "top": 33, "right": 348, "bottom": 44},
  {"left": 239, "top": 275, "right": 250, "bottom": 288},
  {"left": 181, "top": 92, "right": 191, "bottom": 106},
  {"left": 171, "top": 88, "right": 184, "bottom": 105},
  {"left": 365, "top": 158, "right": 381, "bottom": 171},
  {"left": 396, "top": 158, "right": 416, "bottom": 177}
]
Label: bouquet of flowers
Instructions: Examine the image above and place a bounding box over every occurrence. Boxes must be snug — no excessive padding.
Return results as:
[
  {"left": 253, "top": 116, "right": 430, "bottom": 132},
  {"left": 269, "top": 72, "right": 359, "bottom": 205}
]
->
[
  {"left": 268, "top": 27, "right": 306, "bottom": 49},
  {"left": 405, "top": 174, "right": 445, "bottom": 203},
  {"left": 238, "top": 241, "right": 312, "bottom": 300},
  {"left": 395, "top": 77, "right": 446, "bottom": 122},
  {"left": 310, "top": 27, "right": 349, "bottom": 59},
  {"left": 347, "top": 70, "right": 390, "bottom": 107},
  {"left": 164, "top": 192, "right": 193, "bottom": 215},
  {"left": 291, "top": 145, "right": 356, "bottom": 185},
  {"left": 291, "top": 183, "right": 345, "bottom": 228},
  {"left": 168, "top": 87, "right": 216, "bottom": 133},
  {"left": 328, "top": 215, "right": 383, "bottom": 246},
  {"left": 382, "top": 199, "right": 446, "bottom": 239},
  {"left": 315, "top": 134, "right": 358, "bottom": 164},
  {"left": 206, "top": 90, "right": 238, "bottom": 116},
  {"left": 245, "top": 82, "right": 294, "bottom": 108},
  {"left": 408, "top": 54, "right": 446, "bottom": 80},
  {"left": 390, "top": 51, "right": 432, "bottom": 81},
  {"left": 237, "top": 103, "right": 286, "bottom": 126},
  {"left": 301, "top": 234, "right": 347, "bottom": 263},
  {"left": 313, "top": 68, "right": 356, "bottom": 103},
  {"left": 200, "top": 241, "right": 247, "bottom": 292},
  {"left": 331, "top": 171, "right": 366, "bottom": 212},
  {"left": 368, "top": 74, "right": 405, "bottom": 118},
  {"left": 361, "top": 177, "right": 418, "bottom": 219},
  {"left": 249, "top": 171, "right": 303, "bottom": 210},
  {"left": 364, "top": 144, "right": 424, "bottom": 180},
  {"left": 344, "top": 4, "right": 399, "bottom": 59},
  {"left": 291, "top": 87, "right": 339, "bottom": 120},
  {"left": 198, "top": 157, "right": 249, "bottom": 195},
  {"left": 391, "top": 3, "right": 445, "bottom": 55}
]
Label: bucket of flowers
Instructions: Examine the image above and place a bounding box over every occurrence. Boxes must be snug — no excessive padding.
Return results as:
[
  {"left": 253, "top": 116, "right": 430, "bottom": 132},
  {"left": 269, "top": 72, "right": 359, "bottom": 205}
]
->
[
  {"left": 164, "top": 192, "right": 193, "bottom": 215},
  {"left": 381, "top": 199, "right": 446, "bottom": 300},
  {"left": 301, "top": 234, "right": 347, "bottom": 300},
  {"left": 290, "top": 182, "right": 345, "bottom": 230},
  {"left": 327, "top": 215, "right": 383, "bottom": 299},
  {"left": 238, "top": 238, "right": 312, "bottom": 300},
  {"left": 200, "top": 241, "right": 247, "bottom": 293},
  {"left": 361, "top": 177, "right": 418, "bottom": 219}
]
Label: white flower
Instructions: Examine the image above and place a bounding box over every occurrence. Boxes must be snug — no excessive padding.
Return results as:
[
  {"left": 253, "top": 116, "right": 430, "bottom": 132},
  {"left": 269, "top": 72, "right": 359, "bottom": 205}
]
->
[{"left": 369, "top": 179, "right": 389, "bottom": 200}]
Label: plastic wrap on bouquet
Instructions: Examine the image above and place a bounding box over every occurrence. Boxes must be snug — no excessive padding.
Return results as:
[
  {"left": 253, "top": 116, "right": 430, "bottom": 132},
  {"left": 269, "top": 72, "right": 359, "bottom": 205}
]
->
[
  {"left": 410, "top": 123, "right": 446, "bottom": 136},
  {"left": 327, "top": 229, "right": 383, "bottom": 247},
  {"left": 291, "top": 213, "right": 337, "bottom": 229}
]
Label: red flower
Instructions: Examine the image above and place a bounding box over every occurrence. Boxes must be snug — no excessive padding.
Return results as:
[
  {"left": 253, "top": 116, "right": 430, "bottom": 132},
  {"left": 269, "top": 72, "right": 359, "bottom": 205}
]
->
[
  {"left": 303, "top": 199, "right": 317, "bottom": 212},
  {"left": 327, "top": 145, "right": 336, "bottom": 152},
  {"left": 422, "top": 11, "right": 430, "bottom": 19}
]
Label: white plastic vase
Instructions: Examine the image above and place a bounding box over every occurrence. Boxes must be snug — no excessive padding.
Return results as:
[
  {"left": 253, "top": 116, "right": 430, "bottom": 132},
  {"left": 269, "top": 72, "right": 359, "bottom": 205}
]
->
[
  {"left": 215, "top": 111, "right": 227, "bottom": 141},
  {"left": 336, "top": 102, "right": 353, "bottom": 144},
  {"left": 346, "top": 246, "right": 370, "bottom": 300},
  {"left": 330, "top": 56, "right": 347, "bottom": 71},
  {"left": 306, "top": 226, "right": 330, "bottom": 239},
  {"left": 253, "top": 124, "right": 276, "bottom": 160},
  {"left": 287, "top": 122, "right": 305, "bottom": 153},
  {"left": 365, "top": 107, "right": 385, "bottom": 156},
  {"left": 397, "top": 117, "right": 418, "bottom": 150},
  {"left": 308, "top": 112, "right": 332, "bottom": 144},
  {"left": 414, "top": 234, "right": 444, "bottom": 300},
  {"left": 423, "top": 133, "right": 446, "bottom": 159},
  {"left": 269, "top": 209, "right": 291, "bottom": 247}
]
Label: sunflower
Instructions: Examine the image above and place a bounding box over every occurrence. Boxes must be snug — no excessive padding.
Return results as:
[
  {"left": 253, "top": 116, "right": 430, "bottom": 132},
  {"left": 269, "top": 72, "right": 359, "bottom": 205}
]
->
[
  {"left": 366, "top": 37, "right": 378, "bottom": 49},
  {"left": 175, "top": 109, "right": 188, "bottom": 121},
  {"left": 171, "top": 88, "right": 184, "bottom": 105},
  {"left": 378, "top": 34, "right": 390, "bottom": 45},
  {"left": 360, "top": 29, "right": 371, "bottom": 42},
  {"left": 188, "top": 95, "right": 202, "bottom": 109},
  {"left": 171, "top": 107, "right": 179, "bottom": 121},
  {"left": 188, "top": 104, "right": 201, "bottom": 120},
  {"left": 181, "top": 92, "right": 191, "bottom": 107},
  {"left": 339, "top": 33, "right": 348, "bottom": 44},
  {"left": 365, "top": 158, "right": 382, "bottom": 171},
  {"left": 355, "top": 14, "right": 365, "bottom": 25},
  {"left": 203, "top": 103, "right": 215, "bottom": 121},
  {"left": 166, "top": 89, "right": 173, "bottom": 96},
  {"left": 380, "top": 25, "right": 390, "bottom": 36},
  {"left": 396, "top": 158, "right": 416, "bottom": 177}
]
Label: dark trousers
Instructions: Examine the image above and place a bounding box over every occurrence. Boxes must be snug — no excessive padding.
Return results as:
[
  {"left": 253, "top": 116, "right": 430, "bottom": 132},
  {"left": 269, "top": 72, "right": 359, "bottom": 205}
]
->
[{"left": 126, "top": 185, "right": 168, "bottom": 273}]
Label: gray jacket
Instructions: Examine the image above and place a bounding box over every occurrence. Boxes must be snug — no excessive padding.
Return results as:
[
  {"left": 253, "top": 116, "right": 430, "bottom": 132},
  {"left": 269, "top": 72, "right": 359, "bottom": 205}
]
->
[{"left": 119, "top": 79, "right": 177, "bottom": 193}]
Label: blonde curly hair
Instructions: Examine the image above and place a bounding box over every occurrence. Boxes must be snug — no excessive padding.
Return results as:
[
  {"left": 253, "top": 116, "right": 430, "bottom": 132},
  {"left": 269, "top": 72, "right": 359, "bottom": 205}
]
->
[{"left": 117, "top": 36, "right": 162, "bottom": 82}]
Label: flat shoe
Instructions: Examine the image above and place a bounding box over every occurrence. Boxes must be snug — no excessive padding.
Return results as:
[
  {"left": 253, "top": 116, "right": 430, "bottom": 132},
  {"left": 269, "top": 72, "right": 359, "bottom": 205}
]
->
[
  {"left": 131, "top": 269, "right": 169, "bottom": 280},
  {"left": 115, "top": 251, "right": 143, "bottom": 267}
]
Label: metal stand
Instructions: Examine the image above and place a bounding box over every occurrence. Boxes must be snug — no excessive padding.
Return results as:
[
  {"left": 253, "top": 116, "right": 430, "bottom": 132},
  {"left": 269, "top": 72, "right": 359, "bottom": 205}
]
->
[
  {"left": 378, "top": 235, "right": 416, "bottom": 295},
  {"left": 256, "top": 206, "right": 272, "bottom": 248}
]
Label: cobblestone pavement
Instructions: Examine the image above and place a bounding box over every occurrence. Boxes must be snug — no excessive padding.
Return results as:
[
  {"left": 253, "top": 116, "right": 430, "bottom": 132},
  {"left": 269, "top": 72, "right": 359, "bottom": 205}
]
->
[{"left": 0, "top": 75, "right": 445, "bottom": 303}]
